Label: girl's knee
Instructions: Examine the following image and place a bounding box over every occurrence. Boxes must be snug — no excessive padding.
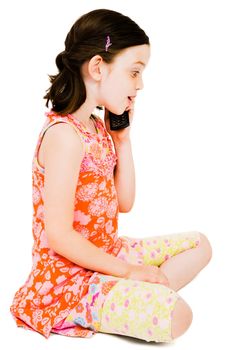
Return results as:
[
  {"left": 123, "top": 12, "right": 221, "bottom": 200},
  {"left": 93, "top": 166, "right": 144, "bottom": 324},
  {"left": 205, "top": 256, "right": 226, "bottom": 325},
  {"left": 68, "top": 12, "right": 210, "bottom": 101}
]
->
[
  {"left": 197, "top": 232, "right": 213, "bottom": 264},
  {"left": 171, "top": 298, "right": 193, "bottom": 340}
]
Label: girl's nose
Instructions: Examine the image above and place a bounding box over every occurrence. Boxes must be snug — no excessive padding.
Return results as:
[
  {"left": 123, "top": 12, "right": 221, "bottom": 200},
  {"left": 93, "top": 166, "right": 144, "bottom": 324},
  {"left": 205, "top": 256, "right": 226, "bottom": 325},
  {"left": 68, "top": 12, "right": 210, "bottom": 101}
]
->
[{"left": 136, "top": 76, "right": 144, "bottom": 90}]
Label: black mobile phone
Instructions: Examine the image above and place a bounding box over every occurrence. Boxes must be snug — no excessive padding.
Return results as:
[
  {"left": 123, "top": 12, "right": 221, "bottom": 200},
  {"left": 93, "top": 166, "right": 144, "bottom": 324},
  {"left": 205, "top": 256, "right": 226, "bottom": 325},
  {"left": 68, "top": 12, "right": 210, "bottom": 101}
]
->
[{"left": 109, "top": 110, "right": 130, "bottom": 130}]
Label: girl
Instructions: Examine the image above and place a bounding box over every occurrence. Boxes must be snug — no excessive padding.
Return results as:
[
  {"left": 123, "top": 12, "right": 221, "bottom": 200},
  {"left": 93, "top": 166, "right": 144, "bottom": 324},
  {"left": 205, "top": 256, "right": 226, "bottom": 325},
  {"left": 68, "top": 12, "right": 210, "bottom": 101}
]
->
[{"left": 10, "top": 9, "right": 212, "bottom": 343}]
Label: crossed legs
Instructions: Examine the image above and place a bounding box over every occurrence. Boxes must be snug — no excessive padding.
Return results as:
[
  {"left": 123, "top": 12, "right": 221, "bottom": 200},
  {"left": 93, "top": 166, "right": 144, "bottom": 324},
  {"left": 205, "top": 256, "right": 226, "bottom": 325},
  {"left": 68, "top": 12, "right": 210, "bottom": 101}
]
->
[{"left": 56, "top": 231, "right": 213, "bottom": 342}]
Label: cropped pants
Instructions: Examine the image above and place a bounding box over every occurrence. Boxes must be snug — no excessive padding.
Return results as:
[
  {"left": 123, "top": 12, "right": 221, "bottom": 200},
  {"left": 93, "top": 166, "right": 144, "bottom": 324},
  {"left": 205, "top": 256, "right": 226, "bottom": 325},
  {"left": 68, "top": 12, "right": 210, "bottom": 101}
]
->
[{"left": 53, "top": 232, "right": 201, "bottom": 343}]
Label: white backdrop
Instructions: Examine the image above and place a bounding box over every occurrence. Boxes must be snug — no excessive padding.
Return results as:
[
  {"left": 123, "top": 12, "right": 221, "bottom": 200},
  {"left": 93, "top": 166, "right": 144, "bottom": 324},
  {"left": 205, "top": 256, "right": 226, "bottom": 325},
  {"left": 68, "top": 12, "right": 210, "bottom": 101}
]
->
[{"left": 1, "top": 0, "right": 233, "bottom": 349}]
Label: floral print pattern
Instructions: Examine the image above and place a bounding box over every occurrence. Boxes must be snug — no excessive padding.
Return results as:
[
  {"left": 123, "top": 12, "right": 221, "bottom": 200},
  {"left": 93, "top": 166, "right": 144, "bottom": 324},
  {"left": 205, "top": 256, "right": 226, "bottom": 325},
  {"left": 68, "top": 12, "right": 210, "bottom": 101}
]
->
[{"left": 99, "top": 278, "right": 179, "bottom": 343}]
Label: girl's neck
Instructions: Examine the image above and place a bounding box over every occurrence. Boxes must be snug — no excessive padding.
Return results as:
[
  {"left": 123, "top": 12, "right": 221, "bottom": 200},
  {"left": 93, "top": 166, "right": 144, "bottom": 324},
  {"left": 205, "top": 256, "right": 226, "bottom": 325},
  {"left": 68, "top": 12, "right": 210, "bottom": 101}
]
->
[{"left": 70, "top": 99, "right": 98, "bottom": 126}]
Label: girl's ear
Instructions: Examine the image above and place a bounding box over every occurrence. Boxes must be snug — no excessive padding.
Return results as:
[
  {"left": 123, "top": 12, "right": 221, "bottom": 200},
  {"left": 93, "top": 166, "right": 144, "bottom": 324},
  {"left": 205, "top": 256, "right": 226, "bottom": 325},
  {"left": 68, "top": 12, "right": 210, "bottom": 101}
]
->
[{"left": 88, "top": 55, "right": 105, "bottom": 81}]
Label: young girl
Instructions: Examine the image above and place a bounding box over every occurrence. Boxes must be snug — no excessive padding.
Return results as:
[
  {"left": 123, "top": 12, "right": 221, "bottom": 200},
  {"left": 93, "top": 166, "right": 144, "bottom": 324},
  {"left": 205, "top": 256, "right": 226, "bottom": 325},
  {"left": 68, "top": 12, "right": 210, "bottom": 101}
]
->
[{"left": 10, "top": 9, "right": 212, "bottom": 343}]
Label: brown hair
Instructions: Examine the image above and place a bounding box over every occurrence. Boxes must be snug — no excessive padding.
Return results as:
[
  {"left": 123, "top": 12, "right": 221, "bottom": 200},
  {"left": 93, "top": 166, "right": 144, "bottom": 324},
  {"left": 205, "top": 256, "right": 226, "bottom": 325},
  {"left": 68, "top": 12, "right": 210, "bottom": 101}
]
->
[{"left": 44, "top": 9, "right": 150, "bottom": 115}]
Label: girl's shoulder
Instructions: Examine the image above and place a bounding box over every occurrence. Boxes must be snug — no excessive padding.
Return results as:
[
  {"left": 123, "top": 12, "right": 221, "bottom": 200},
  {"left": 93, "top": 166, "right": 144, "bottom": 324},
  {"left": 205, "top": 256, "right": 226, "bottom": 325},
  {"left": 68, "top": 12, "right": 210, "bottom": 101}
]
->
[{"left": 43, "top": 110, "right": 106, "bottom": 139}]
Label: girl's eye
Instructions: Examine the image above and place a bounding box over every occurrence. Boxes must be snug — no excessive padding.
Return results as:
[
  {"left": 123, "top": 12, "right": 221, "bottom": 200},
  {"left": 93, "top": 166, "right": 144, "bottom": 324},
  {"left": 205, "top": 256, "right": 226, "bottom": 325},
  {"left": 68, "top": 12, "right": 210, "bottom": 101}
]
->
[{"left": 132, "top": 71, "right": 140, "bottom": 78}]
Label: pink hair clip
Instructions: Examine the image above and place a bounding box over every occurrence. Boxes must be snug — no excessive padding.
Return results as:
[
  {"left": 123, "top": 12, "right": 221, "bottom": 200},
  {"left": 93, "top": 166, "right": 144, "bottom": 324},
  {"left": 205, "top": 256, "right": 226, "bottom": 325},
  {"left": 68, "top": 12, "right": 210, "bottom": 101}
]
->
[{"left": 105, "top": 35, "right": 112, "bottom": 51}]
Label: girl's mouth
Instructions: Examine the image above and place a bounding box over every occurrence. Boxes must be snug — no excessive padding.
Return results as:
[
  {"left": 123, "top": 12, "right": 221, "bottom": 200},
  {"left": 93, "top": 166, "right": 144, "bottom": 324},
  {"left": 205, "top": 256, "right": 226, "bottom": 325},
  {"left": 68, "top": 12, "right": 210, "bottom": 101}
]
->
[
  {"left": 127, "top": 97, "right": 132, "bottom": 106},
  {"left": 127, "top": 96, "right": 136, "bottom": 107}
]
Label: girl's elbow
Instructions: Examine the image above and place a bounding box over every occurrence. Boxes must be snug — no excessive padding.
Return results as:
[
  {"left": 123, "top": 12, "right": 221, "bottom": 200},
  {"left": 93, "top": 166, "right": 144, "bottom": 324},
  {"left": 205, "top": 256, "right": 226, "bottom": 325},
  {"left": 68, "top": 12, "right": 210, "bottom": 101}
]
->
[
  {"left": 119, "top": 204, "right": 133, "bottom": 213},
  {"left": 46, "top": 229, "right": 64, "bottom": 254}
]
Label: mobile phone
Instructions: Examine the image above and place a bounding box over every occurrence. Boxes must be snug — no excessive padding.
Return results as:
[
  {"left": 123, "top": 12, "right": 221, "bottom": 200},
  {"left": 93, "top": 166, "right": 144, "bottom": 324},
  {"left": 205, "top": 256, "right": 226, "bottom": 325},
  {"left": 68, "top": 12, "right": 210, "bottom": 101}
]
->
[{"left": 109, "top": 110, "right": 130, "bottom": 130}]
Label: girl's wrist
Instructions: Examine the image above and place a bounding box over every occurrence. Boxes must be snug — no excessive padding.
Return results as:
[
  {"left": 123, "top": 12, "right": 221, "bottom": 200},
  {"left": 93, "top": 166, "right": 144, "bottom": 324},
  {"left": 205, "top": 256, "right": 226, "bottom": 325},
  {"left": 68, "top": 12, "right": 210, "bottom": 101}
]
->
[{"left": 112, "top": 136, "right": 131, "bottom": 147}]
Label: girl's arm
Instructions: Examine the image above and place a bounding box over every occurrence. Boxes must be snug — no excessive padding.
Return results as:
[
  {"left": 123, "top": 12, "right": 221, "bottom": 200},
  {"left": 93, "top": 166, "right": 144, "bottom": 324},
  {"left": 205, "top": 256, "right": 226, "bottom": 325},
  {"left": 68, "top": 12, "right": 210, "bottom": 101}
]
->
[
  {"left": 49, "top": 227, "right": 130, "bottom": 277},
  {"left": 113, "top": 138, "right": 136, "bottom": 212}
]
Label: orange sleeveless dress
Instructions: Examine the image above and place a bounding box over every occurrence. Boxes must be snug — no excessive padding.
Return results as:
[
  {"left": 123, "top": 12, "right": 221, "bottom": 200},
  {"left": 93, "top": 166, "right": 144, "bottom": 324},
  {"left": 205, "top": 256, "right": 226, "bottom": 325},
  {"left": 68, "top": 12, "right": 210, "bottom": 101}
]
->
[{"left": 10, "top": 110, "right": 123, "bottom": 338}]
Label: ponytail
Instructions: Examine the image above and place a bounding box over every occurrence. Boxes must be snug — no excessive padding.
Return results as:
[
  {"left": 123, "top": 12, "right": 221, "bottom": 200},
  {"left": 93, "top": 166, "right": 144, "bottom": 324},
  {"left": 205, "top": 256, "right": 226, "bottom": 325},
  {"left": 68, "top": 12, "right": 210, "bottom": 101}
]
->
[{"left": 44, "top": 51, "right": 86, "bottom": 115}]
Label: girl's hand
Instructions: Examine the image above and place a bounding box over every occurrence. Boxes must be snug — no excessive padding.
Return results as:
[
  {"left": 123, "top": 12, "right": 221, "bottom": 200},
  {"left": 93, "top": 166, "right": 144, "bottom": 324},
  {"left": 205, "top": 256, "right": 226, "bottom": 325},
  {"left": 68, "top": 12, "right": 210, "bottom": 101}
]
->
[
  {"left": 125, "top": 264, "right": 170, "bottom": 287},
  {"left": 104, "top": 101, "right": 135, "bottom": 143}
]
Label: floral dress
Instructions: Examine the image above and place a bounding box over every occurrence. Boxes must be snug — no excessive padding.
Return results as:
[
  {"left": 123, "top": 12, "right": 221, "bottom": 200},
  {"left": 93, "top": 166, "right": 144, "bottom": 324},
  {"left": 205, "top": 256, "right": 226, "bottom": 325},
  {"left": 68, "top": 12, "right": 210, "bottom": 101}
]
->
[{"left": 10, "top": 110, "right": 123, "bottom": 338}]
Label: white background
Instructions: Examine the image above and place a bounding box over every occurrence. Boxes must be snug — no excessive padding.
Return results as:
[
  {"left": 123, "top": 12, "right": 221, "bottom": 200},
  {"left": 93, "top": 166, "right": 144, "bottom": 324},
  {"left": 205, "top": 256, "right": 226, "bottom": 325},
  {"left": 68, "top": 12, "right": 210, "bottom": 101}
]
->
[{"left": 1, "top": 0, "right": 234, "bottom": 348}]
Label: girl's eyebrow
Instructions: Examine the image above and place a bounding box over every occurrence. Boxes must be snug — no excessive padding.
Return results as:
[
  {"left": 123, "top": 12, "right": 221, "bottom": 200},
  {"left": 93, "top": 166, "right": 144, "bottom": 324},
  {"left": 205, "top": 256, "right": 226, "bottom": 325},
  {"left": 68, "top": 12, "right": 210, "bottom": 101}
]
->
[{"left": 133, "top": 61, "right": 146, "bottom": 67}]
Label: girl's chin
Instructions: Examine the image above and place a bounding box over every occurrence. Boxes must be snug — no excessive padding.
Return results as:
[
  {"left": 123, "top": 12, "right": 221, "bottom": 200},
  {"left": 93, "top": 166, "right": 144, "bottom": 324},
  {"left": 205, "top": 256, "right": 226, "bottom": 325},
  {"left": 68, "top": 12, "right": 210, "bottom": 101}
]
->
[
  {"left": 108, "top": 108, "right": 126, "bottom": 116},
  {"left": 104, "top": 103, "right": 128, "bottom": 115}
]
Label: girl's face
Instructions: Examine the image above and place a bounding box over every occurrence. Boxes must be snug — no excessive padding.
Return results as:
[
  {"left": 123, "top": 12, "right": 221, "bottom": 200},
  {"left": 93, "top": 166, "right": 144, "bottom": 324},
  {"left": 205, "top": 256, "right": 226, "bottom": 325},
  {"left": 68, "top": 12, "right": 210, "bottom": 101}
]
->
[{"left": 99, "top": 44, "right": 150, "bottom": 115}]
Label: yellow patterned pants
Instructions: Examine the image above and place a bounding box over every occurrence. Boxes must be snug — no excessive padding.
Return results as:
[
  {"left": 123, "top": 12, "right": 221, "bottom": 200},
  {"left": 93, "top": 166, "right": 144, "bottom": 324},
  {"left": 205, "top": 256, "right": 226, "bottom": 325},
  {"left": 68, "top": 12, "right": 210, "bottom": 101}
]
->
[{"left": 99, "top": 232, "right": 201, "bottom": 342}]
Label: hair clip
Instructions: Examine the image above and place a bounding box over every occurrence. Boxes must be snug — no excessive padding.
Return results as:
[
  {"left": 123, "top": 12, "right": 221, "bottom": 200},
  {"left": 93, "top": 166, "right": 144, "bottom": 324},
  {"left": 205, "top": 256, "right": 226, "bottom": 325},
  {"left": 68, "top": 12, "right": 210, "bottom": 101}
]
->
[{"left": 105, "top": 35, "right": 112, "bottom": 52}]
